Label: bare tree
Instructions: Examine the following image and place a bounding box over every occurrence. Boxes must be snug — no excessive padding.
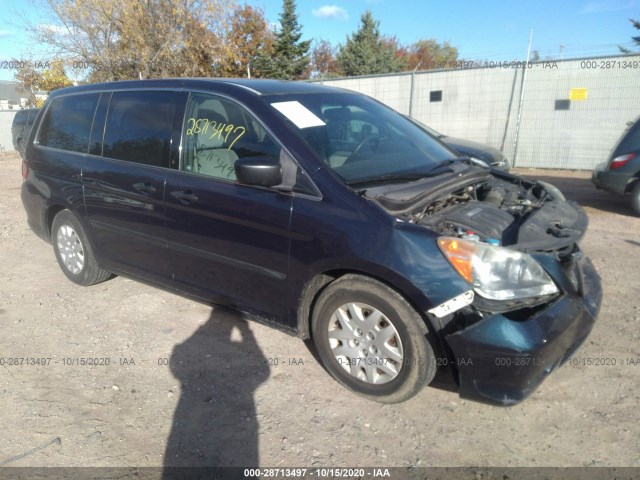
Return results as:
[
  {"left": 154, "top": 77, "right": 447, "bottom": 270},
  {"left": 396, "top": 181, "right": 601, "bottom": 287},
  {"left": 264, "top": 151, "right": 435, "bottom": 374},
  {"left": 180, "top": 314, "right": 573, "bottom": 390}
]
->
[
  {"left": 27, "top": 0, "right": 237, "bottom": 82},
  {"left": 310, "top": 39, "right": 340, "bottom": 78}
]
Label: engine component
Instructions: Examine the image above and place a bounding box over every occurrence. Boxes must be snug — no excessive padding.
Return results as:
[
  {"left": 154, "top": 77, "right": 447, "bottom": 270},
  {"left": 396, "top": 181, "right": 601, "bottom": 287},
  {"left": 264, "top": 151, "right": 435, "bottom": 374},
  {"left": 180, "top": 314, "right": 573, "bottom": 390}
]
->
[{"left": 418, "top": 201, "right": 515, "bottom": 242}]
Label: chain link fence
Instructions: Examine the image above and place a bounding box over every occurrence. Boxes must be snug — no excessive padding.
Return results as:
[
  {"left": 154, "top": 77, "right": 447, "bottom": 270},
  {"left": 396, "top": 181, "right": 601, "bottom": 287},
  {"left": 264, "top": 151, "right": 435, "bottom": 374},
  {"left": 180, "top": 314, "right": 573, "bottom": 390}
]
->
[{"left": 316, "top": 54, "right": 640, "bottom": 170}]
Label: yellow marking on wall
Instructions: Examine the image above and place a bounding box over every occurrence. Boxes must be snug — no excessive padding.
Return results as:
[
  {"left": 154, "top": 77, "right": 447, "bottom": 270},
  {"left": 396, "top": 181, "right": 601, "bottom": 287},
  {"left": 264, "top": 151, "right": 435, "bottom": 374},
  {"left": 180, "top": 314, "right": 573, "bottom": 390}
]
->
[{"left": 569, "top": 88, "right": 588, "bottom": 101}]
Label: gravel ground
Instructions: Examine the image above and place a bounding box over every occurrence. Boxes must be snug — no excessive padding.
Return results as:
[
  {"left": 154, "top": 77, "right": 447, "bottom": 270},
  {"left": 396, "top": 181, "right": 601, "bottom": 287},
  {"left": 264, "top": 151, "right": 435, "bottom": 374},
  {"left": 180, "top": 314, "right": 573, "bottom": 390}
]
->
[{"left": 1, "top": 151, "right": 639, "bottom": 471}]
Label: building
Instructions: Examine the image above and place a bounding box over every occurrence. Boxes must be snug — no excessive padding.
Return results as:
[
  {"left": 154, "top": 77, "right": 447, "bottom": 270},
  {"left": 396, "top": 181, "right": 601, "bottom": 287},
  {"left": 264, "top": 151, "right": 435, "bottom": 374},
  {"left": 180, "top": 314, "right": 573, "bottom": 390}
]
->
[{"left": 0, "top": 80, "right": 22, "bottom": 110}]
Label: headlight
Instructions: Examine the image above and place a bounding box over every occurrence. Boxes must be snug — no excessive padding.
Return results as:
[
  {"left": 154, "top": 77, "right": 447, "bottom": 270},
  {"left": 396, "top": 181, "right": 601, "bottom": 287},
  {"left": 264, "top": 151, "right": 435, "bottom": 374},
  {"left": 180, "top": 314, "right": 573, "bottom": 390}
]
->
[{"left": 437, "top": 237, "right": 558, "bottom": 301}]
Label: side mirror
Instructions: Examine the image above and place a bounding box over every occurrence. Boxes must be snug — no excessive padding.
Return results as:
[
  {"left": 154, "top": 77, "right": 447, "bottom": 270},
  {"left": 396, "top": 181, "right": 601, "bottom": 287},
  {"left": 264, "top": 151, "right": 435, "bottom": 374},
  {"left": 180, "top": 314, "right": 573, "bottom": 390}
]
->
[{"left": 235, "top": 156, "right": 283, "bottom": 188}]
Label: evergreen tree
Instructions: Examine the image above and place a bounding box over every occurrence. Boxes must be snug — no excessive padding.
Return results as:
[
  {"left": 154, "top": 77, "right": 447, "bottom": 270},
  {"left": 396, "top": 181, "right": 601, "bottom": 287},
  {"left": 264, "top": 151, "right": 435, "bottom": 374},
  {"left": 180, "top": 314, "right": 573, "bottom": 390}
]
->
[
  {"left": 268, "top": 0, "right": 311, "bottom": 79},
  {"left": 336, "top": 11, "right": 406, "bottom": 76},
  {"left": 629, "top": 18, "right": 640, "bottom": 47},
  {"left": 619, "top": 16, "right": 640, "bottom": 52}
]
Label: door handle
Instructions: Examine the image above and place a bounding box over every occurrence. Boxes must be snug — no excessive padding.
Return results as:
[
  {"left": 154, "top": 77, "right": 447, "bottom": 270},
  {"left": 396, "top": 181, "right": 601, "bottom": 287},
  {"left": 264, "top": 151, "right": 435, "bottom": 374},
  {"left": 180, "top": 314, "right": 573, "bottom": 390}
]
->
[
  {"left": 170, "top": 190, "right": 199, "bottom": 205},
  {"left": 133, "top": 182, "right": 157, "bottom": 195}
]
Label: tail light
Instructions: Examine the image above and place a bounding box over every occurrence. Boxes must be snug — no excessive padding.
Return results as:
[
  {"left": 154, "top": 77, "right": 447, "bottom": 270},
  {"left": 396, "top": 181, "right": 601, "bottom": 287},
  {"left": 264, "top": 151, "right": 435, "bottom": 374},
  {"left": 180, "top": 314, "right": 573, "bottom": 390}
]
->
[
  {"left": 21, "top": 159, "right": 29, "bottom": 179},
  {"left": 609, "top": 153, "right": 635, "bottom": 170}
]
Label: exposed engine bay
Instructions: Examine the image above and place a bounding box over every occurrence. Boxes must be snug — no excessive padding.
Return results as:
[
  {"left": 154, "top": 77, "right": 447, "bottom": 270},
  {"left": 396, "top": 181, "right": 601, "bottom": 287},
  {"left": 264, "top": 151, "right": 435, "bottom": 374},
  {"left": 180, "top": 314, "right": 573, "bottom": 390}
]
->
[{"left": 364, "top": 165, "right": 588, "bottom": 253}]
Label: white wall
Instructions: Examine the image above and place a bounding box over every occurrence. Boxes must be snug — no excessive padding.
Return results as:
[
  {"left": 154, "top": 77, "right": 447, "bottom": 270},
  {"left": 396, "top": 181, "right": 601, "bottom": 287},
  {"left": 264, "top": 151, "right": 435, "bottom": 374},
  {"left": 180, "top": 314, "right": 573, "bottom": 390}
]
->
[{"left": 316, "top": 55, "right": 640, "bottom": 169}]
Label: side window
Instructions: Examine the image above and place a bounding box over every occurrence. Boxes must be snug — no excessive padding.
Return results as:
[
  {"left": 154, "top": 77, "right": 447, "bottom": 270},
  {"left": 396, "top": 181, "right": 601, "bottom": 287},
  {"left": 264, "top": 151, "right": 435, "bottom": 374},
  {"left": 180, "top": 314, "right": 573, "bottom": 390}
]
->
[
  {"left": 38, "top": 94, "right": 99, "bottom": 153},
  {"left": 182, "top": 93, "right": 281, "bottom": 181},
  {"left": 103, "top": 91, "right": 178, "bottom": 168}
]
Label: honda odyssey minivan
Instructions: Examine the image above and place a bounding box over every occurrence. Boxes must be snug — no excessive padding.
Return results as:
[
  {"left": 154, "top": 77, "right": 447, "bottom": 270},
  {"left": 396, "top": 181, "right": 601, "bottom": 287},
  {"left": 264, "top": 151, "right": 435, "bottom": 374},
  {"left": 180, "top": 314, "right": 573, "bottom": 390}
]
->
[{"left": 21, "top": 78, "right": 602, "bottom": 404}]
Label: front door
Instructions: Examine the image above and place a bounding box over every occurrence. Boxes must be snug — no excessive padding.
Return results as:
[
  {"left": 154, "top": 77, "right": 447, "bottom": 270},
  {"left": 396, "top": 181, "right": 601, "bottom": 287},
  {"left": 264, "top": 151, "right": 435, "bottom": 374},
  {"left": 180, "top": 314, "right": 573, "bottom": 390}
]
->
[{"left": 164, "top": 92, "right": 293, "bottom": 322}]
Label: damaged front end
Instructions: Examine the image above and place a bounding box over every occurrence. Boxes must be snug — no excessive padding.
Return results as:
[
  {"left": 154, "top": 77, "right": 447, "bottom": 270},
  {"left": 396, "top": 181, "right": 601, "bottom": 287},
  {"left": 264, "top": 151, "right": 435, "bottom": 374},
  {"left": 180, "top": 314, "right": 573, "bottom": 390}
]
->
[{"left": 365, "top": 164, "right": 603, "bottom": 405}]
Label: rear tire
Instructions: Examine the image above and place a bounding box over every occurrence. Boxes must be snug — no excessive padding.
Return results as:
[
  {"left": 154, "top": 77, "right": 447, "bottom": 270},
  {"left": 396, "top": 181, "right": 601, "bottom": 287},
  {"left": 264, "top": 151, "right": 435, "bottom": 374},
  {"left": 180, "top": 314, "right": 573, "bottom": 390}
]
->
[
  {"left": 311, "top": 275, "right": 436, "bottom": 403},
  {"left": 51, "top": 210, "right": 111, "bottom": 286},
  {"left": 631, "top": 182, "right": 640, "bottom": 216}
]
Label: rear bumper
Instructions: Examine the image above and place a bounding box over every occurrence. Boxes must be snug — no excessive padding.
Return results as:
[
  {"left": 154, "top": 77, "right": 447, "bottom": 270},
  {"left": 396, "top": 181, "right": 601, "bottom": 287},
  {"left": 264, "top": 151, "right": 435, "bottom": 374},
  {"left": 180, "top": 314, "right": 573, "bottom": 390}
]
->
[
  {"left": 21, "top": 178, "right": 52, "bottom": 243},
  {"left": 592, "top": 163, "right": 630, "bottom": 195},
  {"left": 445, "top": 255, "right": 602, "bottom": 405}
]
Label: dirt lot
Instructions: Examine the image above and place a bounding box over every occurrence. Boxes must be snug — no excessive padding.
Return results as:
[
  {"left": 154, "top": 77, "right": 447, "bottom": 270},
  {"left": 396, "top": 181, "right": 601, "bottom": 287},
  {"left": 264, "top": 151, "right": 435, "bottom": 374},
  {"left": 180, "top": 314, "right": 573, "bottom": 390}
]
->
[{"left": 1, "top": 151, "right": 639, "bottom": 470}]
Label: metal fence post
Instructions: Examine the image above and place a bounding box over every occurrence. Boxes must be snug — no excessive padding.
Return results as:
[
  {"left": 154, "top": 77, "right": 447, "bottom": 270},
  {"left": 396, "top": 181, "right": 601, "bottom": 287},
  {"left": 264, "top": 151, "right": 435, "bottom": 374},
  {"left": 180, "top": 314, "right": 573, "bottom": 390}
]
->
[
  {"left": 409, "top": 70, "right": 416, "bottom": 118},
  {"left": 512, "top": 29, "right": 533, "bottom": 168}
]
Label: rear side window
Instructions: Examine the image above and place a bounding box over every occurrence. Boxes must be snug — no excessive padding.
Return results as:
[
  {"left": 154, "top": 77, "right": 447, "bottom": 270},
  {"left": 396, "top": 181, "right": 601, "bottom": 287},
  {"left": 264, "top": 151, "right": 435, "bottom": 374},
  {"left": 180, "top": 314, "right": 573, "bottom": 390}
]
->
[
  {"left": 38, "top": 94, "right": 99, "bottom": 153},
  {"left": 103, "top": 91, "right": 179, "bottom": 168}
]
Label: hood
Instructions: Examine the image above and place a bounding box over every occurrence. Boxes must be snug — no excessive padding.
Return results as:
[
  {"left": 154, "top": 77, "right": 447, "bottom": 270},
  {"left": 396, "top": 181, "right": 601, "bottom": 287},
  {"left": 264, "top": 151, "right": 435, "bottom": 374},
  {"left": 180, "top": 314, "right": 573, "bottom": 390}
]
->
[
  {"left": 364, "top": 164, "right": 586, "bottom": 254},
  {"left": 442, "top": 136, "right": 509, "bottom": 169}
]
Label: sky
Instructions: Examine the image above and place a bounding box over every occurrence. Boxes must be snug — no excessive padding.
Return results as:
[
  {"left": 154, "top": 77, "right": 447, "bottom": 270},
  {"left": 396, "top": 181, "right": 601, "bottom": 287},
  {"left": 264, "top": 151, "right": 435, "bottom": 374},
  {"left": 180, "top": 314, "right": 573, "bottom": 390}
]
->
[{"left": 0, "top": 0, "right": 639, "bottom": 81}]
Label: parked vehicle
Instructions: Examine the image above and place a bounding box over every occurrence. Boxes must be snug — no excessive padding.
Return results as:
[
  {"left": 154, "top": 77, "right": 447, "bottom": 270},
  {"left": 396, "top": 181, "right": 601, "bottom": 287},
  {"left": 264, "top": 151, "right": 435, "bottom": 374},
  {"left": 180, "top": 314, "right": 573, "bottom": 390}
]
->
[
  {"left": 592, "top": 117, "right": 640, "bottom": 215},
  {"left": 405, "top": 116, "right": 511, "bottom": 171},
  {"left": 11, "top": 108, "right": 40, "bottom": 157},
  {"left": 21, "top": 79, "right": 601, "bottom": 404}
]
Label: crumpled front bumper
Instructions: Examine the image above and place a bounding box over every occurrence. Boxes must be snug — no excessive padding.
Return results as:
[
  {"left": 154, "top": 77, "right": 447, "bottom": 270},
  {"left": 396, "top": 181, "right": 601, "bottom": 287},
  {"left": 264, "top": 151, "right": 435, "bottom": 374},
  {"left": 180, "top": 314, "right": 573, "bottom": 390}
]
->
[{"left": 445, "top": 254, "right": 602, "bottom": 406}]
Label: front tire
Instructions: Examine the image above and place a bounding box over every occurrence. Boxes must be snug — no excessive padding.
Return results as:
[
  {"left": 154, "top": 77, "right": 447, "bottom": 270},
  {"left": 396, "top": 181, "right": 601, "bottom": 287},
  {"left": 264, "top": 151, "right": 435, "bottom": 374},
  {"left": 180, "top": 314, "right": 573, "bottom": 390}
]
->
[
  {"left": 51, "top": 210, "right": 111, "bottom": 286},
  {"left": 311, "top": 275, "right": 436, "bottom": 403}
]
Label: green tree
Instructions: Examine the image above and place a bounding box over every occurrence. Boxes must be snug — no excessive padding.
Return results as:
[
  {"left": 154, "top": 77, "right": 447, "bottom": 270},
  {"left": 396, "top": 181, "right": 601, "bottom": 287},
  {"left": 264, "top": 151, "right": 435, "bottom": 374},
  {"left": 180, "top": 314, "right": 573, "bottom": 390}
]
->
[
  {"left": 336, "top": 11, "right": 406, "bottom": 76},
  {"left": 267, "top": 0, "right": 311, "bottom": 79}
]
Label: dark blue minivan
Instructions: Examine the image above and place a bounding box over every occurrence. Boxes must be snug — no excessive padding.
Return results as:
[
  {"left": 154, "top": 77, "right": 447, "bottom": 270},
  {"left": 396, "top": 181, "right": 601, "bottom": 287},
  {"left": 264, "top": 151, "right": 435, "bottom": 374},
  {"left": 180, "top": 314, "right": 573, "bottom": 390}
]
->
[{"left": 21, "top": 79, "right": 602, "bottom": 404}]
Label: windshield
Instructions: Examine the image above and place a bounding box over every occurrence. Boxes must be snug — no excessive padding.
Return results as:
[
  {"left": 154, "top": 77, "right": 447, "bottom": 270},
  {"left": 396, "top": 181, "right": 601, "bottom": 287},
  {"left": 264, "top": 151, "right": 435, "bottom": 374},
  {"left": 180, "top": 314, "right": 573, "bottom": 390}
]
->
[{"left": 263, "top": 92, "right": 457, "bottom": 184}]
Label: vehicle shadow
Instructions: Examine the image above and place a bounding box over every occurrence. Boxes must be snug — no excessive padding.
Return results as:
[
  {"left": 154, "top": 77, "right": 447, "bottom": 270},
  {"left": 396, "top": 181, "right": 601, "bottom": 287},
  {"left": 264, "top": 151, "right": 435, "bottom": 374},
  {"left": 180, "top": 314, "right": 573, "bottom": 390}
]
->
[
  {"left": 519, "top": 173, "right": 636, "bottom": 217},
  {"left": 163, "top": 308, "right": 270, "bottom": 475}
]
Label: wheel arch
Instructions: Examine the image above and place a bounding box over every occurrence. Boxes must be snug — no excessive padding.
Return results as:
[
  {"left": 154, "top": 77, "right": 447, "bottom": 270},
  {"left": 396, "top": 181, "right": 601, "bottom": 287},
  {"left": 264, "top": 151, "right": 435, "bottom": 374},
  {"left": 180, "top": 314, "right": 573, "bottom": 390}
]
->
[
  {"left": 295, "top": 268, "right": 445, "bottom": 356},
  {"left": 624, "top": 171, "right": 640, "bottom": 193},
  {"left": 45, "top": 205, "right": 68, "bottom": 240}
]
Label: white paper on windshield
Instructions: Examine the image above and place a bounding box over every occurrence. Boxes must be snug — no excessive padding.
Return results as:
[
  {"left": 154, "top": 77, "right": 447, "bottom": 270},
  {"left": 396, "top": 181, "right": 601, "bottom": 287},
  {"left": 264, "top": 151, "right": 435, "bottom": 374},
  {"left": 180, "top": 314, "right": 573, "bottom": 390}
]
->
[{"left": 271, "top": 101, "right": 325, "bottom": 129}]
